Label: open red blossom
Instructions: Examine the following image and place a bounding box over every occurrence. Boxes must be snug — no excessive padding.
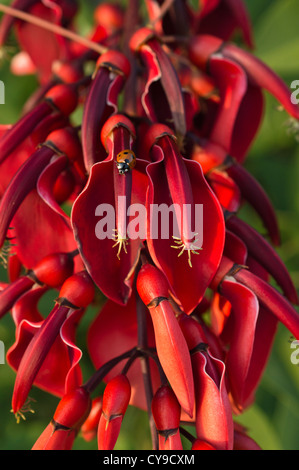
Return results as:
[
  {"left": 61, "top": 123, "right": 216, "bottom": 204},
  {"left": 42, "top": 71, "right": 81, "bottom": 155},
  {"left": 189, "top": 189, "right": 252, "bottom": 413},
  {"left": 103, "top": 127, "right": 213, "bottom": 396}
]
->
[
  {"left": 143, "top": 123, "right": 225, "bottom": 314},
  {"left": 0, "top": 0, "right": 298, "bottom": 453},
  {"left": 81, "top": 50, "right": 131, "bottom": 172},
  {"left": 130, "top": 26, "right": 187, "bottom": 139},
  {"left": 72, "top": 114, "right": 149, "bottom": 305},
  {"left": 188, "top": 34, "right": 299, "bottom": 124}
]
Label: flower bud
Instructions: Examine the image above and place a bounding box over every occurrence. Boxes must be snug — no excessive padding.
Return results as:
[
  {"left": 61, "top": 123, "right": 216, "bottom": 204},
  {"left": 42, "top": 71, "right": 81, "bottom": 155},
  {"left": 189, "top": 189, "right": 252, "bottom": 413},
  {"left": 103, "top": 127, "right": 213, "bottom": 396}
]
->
[
  {"left": 31, "top": 252, "right": 74, "bottom": 288},
  {"left": 97, "top": 374, "right": 131, "bottom": 450},
  {"left": 53, "top": 387, "right": 91, "bottom": 430},
  {"left": 151, "top": 385, "right": 183, "bottom": 450},
  {"left": 136, "top": 263, "right": 170, "bottom": 306},
  {"left": 45, "top": 83, "right": 78, "bottom": 116},
  {"left": 44, "top": 127, "right": 82, "bottom": 162},
  {"left": 57, "top": 271, "right": 95, "bottom": 308}
]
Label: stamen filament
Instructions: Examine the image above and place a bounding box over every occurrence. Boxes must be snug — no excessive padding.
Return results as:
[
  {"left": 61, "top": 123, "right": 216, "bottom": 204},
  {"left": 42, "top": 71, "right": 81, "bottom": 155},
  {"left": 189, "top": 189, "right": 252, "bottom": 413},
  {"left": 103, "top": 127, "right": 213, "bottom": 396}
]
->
[
  {"left": 11, "top": 397, "right": 36, "bottom": 424},
  {"left": 171, "top": 236, "right": 202, "bottom": 268},
  {"left": 112, "top": 229, "right": 129, "bottom": 260}
]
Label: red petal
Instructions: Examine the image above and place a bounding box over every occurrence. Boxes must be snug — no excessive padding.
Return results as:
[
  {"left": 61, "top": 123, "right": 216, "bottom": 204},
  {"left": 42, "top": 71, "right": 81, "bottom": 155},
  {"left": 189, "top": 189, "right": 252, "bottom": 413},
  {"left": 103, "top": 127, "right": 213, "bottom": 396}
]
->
[
  {"left": 0, "top": 146, "right": 55, "bottom": 250},
  {"left": 130, "top": 28, "right": 187, "bottom": 137},
  {"left": 147, "top": 155, "right": 225, "bottom": 313},
  {"left": 148, "top": 300, "right": 195, "bottom": 417},
  {"left": 235, "top": 268, "right": 299, "bottom": 340},
  {"left": 36, "top": 154, "right": 72, "bottom": 225},
  {"left": 226, "top": 162, "right": 280, "bottom": 246},
  {"left": 81, "top": 51, "right": 130, "bottom": 172},
  {"left": 208, "top": 56, "right": 247, "bottom": 153},
  {"left": 72, "top": 158, "right": 147, "bottom": 305},
  {"left": 11, "top": 302, "right": 73, "bottom": 413},
  {"left": 220, "top": 278, "right": 259, "bottom": 410},
  {"left": 227, "top": 216, "right": 298, "bottom": 305},
  {"left": 224, "top": 43, "right": 299, "bottom": 120}
]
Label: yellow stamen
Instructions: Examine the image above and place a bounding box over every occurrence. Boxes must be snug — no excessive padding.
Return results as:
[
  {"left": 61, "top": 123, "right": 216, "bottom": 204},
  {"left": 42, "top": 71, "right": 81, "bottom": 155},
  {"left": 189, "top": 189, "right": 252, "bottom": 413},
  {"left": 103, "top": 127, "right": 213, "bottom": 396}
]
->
[
  {"left": 11, "top": 398, "right": 36, "bottom": 424},
  {"left": 0, "top": 241, "right": 14, "bottom": 268},
  {"left": 112, "top": 229, "right": 129, "bottom": 260},
  {"left": 171, "top": 235, "right": 202, "bottom": 268}
]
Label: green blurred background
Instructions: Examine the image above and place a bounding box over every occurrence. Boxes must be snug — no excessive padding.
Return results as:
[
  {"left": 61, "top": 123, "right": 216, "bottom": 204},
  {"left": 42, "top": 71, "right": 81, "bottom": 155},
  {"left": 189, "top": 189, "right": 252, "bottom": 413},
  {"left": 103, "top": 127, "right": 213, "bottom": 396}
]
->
[{"left": 0, "top": 0, "right": 299, "bottom": 450}]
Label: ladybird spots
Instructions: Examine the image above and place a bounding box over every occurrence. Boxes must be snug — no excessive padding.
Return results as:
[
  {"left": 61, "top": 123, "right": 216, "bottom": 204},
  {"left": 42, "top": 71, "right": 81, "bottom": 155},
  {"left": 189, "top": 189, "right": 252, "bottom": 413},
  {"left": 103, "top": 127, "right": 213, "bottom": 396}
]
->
[{"left": 116, "top": 149, "right": 136, "bottom": 174}]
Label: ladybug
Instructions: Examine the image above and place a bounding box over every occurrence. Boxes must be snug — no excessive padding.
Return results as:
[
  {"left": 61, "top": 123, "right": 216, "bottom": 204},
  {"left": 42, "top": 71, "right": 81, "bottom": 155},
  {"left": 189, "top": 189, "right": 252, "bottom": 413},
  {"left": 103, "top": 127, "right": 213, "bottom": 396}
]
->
[{"left": 116, "top": 149, "right": 136, "bottom": 174}]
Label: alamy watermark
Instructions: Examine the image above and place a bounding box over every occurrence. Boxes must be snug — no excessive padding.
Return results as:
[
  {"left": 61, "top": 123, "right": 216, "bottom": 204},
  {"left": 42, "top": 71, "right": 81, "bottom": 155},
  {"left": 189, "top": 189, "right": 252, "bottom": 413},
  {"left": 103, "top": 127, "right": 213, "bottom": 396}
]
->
[
  {"left": 94, "top": 197, "right": 203, "bottom": 243},
  {"left": 0, "top": 80, "right": 5, "bottom": 104},
  {"left": 289, "top": 336, "right": 299, "bottom": 366},
  {"left": 94, "top": 198, "right": 204, "bottom": 265},
  {"left": 0, "top": 340, "right": 5, "bottom": 364},
  {"left": 291, "top": 80, "right": 299, "bottom": 105}
]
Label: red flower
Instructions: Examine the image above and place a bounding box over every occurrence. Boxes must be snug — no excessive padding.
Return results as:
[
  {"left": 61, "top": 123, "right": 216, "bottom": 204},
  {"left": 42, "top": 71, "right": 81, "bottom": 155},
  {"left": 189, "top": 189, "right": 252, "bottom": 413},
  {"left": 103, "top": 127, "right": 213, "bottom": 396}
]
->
[
  {"left": 32, "top": 387, "right": 91, "bottom": 450},
  {"left": 0, "top": 0, "right": 298, "bottom": 452},
  {"left": 97, "top": 374, "right": 131, "bottom": 450},
  {"left": 151, "top": 385, "right": 183, "bottom": 450}
]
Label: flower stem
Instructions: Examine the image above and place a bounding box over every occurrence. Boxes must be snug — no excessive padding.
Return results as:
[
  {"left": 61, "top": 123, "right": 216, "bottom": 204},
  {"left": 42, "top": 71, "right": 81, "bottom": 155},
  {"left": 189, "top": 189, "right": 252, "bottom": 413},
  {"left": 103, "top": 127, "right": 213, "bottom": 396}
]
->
[
  {"left": 0, "top": 3, "right": 108, "bottom": 55},
  {"left": 83, "top": 348, "right": 137, "bottom": 394}
]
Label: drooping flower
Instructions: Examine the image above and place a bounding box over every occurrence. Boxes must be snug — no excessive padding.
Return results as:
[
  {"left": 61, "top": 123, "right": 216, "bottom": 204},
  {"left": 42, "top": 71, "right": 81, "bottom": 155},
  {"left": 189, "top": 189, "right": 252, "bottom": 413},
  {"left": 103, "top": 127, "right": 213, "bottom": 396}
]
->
[
  {"left": 151, "top": 385, "right": 183, "bottom": 450},
  {"left": 137, "top": 261, "right": 195, "bottom": 418},
  {"left": 10, "top": 270, "right": 94, "bottom": 420},
  {"left": 97, "top": 374, "right": 131, "bottom": 450},
  {"left": 32, "top": 386, "right": 91, "bottom": 450}
]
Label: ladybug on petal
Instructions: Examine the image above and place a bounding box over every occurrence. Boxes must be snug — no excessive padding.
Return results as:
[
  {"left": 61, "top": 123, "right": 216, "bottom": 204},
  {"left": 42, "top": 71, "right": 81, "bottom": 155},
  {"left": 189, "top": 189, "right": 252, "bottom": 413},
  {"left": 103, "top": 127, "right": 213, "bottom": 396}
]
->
[{"left": 116, "top": 150, "right": 136, "bottom": 174}]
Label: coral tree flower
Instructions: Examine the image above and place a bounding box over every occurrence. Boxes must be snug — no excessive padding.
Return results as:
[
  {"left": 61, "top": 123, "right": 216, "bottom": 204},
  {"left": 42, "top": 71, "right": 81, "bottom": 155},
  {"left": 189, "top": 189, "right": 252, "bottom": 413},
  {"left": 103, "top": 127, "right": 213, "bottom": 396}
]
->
[
  {"left": 143, "top": 123, "right": 225, "bottom": 314},
  {"left": 32, "top": 386, "right": 91, "bottom": 450},
  {"left": 97, "top": 374, "right": 131, "bottom": 450},
  {"left": 0, "top": 0, "right": 299, "bottom": 453},
  {"left": 137, "top": 261, "right": 194, "bottom": 418},
  {"left": 151, "top": 385, "right": 183, "bottom": 450},
  {"left": 129, "top": 26, "right": 187, "bottom": 139},
  {"left": 81, "top": 50, "right": 131, "bottom": 172},
  {"left": 10, "top": 270, "right": 94, "bottom": 420},
  {"left": 72, "top": 114, "right": 148, "bottom": 305},
  {"left": 179, "top": 314, "right": 234, "bottom": 450}
]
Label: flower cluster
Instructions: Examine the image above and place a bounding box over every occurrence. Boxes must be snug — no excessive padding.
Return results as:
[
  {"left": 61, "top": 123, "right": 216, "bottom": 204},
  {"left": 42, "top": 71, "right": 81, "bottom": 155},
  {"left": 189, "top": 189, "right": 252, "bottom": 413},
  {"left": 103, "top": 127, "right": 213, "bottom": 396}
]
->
[{"left": 0, "top": 0, "right": 298, "bottom": 451}]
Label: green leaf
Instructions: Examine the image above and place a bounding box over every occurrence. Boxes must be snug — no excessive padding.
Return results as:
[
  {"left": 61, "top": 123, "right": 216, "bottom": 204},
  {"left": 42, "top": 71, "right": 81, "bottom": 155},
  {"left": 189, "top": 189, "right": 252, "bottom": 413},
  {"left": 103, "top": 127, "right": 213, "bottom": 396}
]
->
[
  {"left": 250, "top": 0, "right": 299, "bottom": 75},
  {"left": 235, "top": 405, "right": 282, "bottom": 450}
]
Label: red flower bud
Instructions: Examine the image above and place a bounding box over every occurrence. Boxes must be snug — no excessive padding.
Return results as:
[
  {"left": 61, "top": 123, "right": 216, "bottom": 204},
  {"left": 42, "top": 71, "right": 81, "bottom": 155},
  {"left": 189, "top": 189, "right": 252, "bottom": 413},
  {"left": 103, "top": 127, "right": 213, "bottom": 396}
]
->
[
  {"left": 179, "top": 314, "right": 234, "bottom": 450},
  {"left": 151, "top": 385, "right": 183, "bottom": 450},
  {"left": 97, "top": 374, "right": 131, "bottom": 450},
  {"left": 31, "top": 252, "right": 74, "bottom": 288},
  {"left": 57, "top": 271, "right": 95, "bottom": 308},
  {"left": 53, "top": 387, "right": 91, "bottom": 430},
  {"left": 137, "top": 263, "right": 194, "bottom": 418},
  {"left": 136, "top": 262, "right": 170, "bottom": 306},
  {"left": 32, "top": 387, "right": 91, "bottom": 450},
  {"left": 45, "top": 83, "right": 78, "bottom": 116},
  {"left": 44, "top": 127, "right": 82, "bottom": 163}
]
